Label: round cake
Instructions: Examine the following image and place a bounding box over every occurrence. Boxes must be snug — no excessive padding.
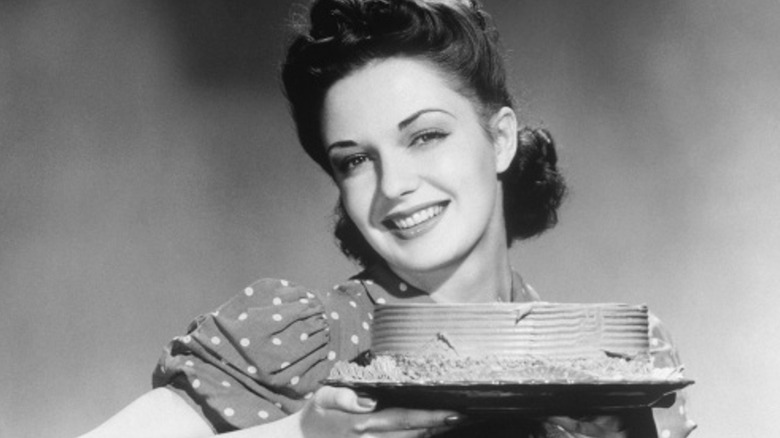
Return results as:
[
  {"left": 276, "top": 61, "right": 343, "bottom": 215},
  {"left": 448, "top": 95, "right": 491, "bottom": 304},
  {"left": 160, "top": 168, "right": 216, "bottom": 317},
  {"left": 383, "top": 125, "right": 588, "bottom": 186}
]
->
[
  {"left": 329, "top": 302, "right": 684, "bottom": 383},
  {"left": 371, "top": 302, "right": 649, "bottom": 360}
]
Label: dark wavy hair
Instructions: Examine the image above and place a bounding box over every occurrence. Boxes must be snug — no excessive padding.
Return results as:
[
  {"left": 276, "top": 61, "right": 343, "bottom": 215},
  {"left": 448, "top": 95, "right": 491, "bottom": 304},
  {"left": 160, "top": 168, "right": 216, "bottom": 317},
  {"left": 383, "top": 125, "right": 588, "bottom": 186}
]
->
[{"left": 282, "top": 0, "right": 567, "bottom": 267}]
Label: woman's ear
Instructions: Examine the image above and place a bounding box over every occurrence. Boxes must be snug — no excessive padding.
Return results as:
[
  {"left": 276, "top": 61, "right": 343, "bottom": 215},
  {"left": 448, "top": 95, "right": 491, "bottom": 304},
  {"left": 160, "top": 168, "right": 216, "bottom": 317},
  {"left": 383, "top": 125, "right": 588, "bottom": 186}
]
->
[{"left": 490, "top": 107, "right": 518, "bottom": 173}]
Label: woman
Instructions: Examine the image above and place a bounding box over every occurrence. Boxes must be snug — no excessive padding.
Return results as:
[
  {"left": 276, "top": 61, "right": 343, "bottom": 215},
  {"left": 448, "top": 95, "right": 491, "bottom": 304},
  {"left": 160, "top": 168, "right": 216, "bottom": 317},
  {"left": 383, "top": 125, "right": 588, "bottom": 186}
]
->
[{"left": 78, "top": 0, "right": 694, "bottom": 437}]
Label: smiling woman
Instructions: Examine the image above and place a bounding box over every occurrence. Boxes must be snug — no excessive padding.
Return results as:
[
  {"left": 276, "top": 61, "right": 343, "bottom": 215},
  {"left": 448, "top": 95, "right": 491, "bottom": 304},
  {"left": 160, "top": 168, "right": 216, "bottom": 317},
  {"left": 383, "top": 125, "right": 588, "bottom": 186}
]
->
[
  {"left": 322, "top": 58, "right": 520, "bottom": 299},
  {"left": 75, "top": 1, "right": 693, "bottom": 438}
]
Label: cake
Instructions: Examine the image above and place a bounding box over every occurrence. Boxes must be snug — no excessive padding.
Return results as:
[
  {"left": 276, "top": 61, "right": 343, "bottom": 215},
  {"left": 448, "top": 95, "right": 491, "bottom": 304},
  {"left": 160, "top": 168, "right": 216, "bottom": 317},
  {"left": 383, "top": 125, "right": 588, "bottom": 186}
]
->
[{"left": 329, "top": 302, "right": 684, "bottom": 383}]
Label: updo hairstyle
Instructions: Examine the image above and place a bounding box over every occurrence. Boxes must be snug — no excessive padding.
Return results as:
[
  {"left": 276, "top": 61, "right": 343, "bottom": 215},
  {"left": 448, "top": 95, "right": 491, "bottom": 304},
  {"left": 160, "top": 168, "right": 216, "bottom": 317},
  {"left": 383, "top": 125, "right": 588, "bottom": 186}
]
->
[{"left": 282, "top": 0, "right": 567, "bottom": 267}]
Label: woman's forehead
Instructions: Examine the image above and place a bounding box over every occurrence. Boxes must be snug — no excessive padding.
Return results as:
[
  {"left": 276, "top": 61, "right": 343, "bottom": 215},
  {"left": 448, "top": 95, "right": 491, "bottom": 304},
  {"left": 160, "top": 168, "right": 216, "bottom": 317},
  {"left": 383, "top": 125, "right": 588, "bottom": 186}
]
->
[{"left": 321, "top": 57, "right": 477, "bottom": 140}]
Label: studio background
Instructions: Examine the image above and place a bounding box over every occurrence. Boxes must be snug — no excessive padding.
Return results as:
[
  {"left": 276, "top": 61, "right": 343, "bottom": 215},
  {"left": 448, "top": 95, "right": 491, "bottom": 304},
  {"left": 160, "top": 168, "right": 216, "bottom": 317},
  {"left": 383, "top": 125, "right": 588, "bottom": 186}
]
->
[{"left": 1, "top": 1, "right": 778, "bottom": 437}]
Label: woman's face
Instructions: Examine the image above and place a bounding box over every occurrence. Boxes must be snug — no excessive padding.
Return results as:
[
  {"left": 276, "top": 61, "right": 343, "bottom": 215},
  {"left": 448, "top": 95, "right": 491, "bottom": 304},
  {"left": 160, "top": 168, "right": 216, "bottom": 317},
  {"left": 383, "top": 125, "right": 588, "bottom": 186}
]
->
[{"left": 322, "top": 57, "right": 517, "bottom": 278}]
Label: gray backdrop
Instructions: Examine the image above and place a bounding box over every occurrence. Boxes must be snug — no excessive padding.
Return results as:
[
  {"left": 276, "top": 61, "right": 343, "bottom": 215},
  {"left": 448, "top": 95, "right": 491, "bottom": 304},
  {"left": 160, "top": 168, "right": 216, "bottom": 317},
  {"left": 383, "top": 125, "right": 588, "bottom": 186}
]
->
[{"left": 2, "top": 1, "right": 778, "bottom": 437}]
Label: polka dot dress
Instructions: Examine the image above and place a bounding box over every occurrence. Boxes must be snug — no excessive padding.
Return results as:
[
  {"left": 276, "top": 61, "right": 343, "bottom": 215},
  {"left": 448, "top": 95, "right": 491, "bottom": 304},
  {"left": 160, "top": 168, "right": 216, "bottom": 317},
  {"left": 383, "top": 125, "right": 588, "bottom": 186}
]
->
[{"left": 152, "top": 264, "right": 695, "bottom": 436}]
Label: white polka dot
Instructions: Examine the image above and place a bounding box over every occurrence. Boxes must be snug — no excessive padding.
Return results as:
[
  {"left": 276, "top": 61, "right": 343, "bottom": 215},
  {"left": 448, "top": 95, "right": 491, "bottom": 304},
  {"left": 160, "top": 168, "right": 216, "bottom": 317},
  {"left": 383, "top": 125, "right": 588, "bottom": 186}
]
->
[
  {"left": 330, "top": 312, "right": 340, "bottom": 320},
  {"left": 224, "top": 408, "right": 235, "bottom": 417},
  {"left": 300, "top": 333, "right": 309, "bottom": 341},
  {"left": 365, "top": 280, "right": 374, "bottom": 285},
  {"left": 291, "top": 376, "right": 300, "bottom": 385},
  {"left": 272, "top": 297, "right": 282, "bottom": 306},
  {"left": 272, "top": 314, "right": 283, "bottom": 322},
  {"left": 300, "top": 298, "right": 309, "bottom": 304},
  {"left": 274, "top": 402, "right": 282, "bottom": 408},
  {"left": 238, "top": 313, "right": 248, "bottom": 321},
  {"left": 362, "top": 321, "right": 370, "bottom": 330},
  {"left": 244, "top": 287, "right": 254, "bottom": 296},
  {"left": 211, "top": 336, "right": 221, "bottom": 345},
  {"left": 328, "top": 351, "right": 337, "bottom": 360},
  {"left": 351, "top": 335, "right": 359, "bottom": 344},
  {"left": 349, "top": 300, "right": 357, "bottom": 308},
  {"left": 222, "top": 381, "right": 231, "bottom": 387},
  {"left": 240, "top": 338, "right": 250, "bottom": 347},
  {"left": 332, "top": 284, "right": 340, "bottom": 291},
  {"left": 660, "top": 430, "right": 671, "bottom": 438},
  {"left": 182, "top": 335, "right": 192, "bottom": 343},
  {"left": 258, "top": 410, "right": 270, "bottom": 419},
  {"left": 304, "top": 392, "right": 314, "bottom": 399},
  {"left": 281, "top": 361, "right": 290, "bottom": 369},
  {"left": 679, "top": 405, "right": 686, "bottom": 415},
  {"left": 280, "top": 279, "right": 289, "bottom": 287},
  {"left": 368, "top": 313, "right": 373, "bottom": 320},
  {"left": 376, "top": 298, "right": 386, "bottom": 304},
  {"left": 192, "top": 379, "right": 201, "bottom": 389},
  {"left": 651, "top": 338, "right": 660, "bottom": 346},
  {"left": 399, "top": 282, "right": 408, "bottom": 292},
  {"left": 272, "top": 338, "right": 282, "bottom": 346},
  {"left": 211, "top": 310, "right": 219, "bottom": 317},
  {"left": 247, "top": 366, "right": 258, "bottom": 374},
  {"left": 306, "top": 292, "right": 315, "bottom": 299},
  {"left": 185, "top": 360, "right": 194, "bottom": 367}
]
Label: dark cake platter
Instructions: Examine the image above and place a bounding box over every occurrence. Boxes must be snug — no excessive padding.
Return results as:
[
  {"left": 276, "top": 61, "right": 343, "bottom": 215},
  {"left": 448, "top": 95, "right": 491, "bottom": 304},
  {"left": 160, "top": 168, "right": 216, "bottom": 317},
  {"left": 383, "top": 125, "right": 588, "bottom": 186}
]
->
[{"left": 321, "top": 379, "right": 694, "bottom": 417}]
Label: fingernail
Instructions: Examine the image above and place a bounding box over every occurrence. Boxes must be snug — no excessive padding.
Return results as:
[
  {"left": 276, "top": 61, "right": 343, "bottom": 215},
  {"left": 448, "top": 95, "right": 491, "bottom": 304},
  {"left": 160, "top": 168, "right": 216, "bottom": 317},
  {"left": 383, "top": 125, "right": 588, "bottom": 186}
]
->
[
  {"left": 357, "top": 396, "right": 376, "bottom": 409},
  {"left": 444, "top": 414, "right": 466, "bottom": 425}
]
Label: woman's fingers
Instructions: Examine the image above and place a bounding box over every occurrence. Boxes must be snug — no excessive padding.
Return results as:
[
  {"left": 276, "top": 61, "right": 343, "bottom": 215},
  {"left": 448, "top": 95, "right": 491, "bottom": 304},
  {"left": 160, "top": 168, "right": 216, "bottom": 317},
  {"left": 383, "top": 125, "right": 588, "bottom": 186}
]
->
[
  {"left": 352, "top": 407, "right": 463, "bottom": 433},
  {"left": 314, "top": 385, "right": 377, "bottom": 414},
  {"left": 305, "top": 386, "right": 465, "bottom": 437}
]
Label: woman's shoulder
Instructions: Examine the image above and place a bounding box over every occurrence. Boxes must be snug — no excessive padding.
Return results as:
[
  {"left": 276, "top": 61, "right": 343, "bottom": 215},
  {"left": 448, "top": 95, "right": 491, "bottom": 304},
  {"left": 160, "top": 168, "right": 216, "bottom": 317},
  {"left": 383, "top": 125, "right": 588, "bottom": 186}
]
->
[
  {"left": 152, "top": 275, "right": 376, "bottom": 431},
  {"left": 646, "top": 312, "right": 698, "bottom": 437},
  {"left": 647, "top": 311, "right": 683, "bottom": 368}
]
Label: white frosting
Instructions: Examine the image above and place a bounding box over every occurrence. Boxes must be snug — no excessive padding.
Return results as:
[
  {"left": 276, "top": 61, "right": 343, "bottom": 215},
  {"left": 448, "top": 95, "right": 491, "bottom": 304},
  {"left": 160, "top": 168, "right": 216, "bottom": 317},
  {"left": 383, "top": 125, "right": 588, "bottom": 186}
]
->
[{"left": 371, "top": 302, "right": 649, "bottom": 360}]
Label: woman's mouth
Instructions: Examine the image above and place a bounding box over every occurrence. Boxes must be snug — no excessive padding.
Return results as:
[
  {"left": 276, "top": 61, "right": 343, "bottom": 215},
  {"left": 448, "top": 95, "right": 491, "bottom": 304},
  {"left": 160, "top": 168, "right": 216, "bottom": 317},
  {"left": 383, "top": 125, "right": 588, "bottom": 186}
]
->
[{"left": 382, "top": 202, "right": 448, "bottom": 237}]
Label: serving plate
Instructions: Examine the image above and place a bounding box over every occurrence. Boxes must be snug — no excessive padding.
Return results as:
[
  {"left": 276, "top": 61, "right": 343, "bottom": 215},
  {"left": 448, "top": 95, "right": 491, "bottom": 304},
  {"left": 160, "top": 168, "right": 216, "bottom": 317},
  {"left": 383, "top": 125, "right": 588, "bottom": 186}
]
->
[{"left": 321, "top": 379, "right": 694, "bottom": 417}]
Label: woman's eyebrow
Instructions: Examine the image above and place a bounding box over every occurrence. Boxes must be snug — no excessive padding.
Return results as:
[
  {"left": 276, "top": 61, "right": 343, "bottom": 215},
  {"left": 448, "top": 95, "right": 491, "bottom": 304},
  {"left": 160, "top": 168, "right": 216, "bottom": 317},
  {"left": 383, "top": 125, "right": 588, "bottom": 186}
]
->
[
  {"left": 398, "top": 108, "right": 454, "bottom": 131},
  {"left": 326, "top": 140, "right": 357, "bottom": 155}
]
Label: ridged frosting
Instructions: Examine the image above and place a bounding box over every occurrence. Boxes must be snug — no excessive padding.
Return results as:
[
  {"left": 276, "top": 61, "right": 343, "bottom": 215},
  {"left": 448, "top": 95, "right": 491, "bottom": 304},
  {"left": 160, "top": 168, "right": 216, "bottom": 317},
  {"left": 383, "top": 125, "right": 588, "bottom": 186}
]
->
[{"left": 371, "top": 302, "right": 649, "bottom": 359}]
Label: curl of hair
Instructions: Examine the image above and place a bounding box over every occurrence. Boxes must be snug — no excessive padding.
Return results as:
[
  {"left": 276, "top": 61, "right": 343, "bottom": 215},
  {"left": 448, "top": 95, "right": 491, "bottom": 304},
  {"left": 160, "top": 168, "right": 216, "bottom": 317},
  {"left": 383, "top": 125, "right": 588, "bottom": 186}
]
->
[
  {"left": 282, "top": 0, "right": 566, "bottom": 267},
  {"left": 501, "top": 127, "right": 567, "bottom": 242}
]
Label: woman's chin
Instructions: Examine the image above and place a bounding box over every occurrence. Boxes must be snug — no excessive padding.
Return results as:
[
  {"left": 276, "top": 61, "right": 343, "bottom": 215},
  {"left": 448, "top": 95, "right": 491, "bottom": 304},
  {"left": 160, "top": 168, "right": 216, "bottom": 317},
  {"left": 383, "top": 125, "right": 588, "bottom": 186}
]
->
[{"left": 384, "top": 248, "right": 462, "bottom": 278}]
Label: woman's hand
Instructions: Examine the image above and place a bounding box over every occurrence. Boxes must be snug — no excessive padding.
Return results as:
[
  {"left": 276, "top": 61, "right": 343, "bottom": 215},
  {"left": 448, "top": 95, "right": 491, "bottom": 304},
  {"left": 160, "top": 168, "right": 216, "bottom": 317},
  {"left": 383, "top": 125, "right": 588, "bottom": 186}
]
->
[
  {"left": 298, "top": 385, "right": 463, "bottom": 438},
  {"left": 546, "top": 415, "right": 627, "bottom": 438}
]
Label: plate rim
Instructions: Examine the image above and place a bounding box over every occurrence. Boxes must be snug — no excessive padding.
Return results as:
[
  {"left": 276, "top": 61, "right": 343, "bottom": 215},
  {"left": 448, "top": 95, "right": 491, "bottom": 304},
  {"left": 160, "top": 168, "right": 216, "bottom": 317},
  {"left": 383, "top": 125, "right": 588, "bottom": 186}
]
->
[{"left": 322, "top": 378, "right": 695, "bottom": 388}]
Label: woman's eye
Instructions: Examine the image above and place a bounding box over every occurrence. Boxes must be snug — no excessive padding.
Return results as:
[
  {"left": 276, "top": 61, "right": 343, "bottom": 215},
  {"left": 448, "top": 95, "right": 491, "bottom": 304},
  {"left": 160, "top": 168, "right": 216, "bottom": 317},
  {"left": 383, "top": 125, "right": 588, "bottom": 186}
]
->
[
  {"left": 411, "top": 130, "right": 448, "bottom": 147},
  {"left": 337, "top": 154, "right": 370, "bottom": 173}
]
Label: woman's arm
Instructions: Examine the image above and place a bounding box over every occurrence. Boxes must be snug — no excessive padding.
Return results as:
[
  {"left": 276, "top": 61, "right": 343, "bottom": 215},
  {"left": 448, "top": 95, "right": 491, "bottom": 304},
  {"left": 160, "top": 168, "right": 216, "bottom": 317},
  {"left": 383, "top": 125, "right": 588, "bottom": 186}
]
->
[
  {"left": 77, "top": 388, "right": 214, "bottom": 438},
  {"left": 78, "top": 386, "right": 459, "bottom": 438}
]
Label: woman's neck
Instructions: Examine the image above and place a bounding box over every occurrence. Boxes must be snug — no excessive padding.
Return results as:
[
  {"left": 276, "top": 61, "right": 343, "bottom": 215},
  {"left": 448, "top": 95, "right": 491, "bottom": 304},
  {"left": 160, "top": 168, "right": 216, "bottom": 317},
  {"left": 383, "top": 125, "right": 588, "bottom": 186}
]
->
[
  {"left": 392, "top": 239, "right": 514, "bottom": 304},
  {"left": 428, "top": 255, "right": 513, "bottom": 303}
]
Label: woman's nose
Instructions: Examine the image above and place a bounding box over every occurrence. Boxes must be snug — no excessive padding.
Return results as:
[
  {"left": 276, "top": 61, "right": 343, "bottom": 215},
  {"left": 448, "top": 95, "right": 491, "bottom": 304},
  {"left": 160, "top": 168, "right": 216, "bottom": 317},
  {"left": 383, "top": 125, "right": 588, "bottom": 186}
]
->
[{"left": 377, "top": 153, "right": 420, "bottom": 199}]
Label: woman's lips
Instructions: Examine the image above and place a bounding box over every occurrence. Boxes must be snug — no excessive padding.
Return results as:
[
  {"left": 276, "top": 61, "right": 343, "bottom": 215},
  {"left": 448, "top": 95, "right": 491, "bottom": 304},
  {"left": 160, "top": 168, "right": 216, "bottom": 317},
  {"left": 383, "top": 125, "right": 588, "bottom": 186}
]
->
[{"left": 382, "top": 201, "right": 449, "bottom": 238}]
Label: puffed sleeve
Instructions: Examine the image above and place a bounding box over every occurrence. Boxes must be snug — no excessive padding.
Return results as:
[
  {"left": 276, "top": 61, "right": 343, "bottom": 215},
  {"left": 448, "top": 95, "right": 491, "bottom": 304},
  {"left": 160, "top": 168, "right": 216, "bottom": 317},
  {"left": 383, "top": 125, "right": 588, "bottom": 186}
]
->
[
  {"left": 649, "top": 313, "right": 697, "bottom": 437},
  {"left": 152, "top": 278, "right": 335, "bottom": 433}
]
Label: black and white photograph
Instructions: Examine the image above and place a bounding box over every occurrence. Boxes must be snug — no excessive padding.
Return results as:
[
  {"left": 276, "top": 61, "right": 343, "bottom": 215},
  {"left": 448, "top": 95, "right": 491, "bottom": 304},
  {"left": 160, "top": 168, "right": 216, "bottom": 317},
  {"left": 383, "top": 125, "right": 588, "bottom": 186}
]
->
[{"left": 1, "top": 1, "right": 778, "bottom": 437}]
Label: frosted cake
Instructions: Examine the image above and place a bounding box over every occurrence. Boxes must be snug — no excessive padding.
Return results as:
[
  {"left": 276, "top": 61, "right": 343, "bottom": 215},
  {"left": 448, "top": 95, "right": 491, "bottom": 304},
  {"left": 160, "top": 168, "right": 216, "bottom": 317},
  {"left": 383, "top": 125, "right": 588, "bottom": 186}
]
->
[{"left": 329, "top": 302, "right": 684, "bottom": 383}]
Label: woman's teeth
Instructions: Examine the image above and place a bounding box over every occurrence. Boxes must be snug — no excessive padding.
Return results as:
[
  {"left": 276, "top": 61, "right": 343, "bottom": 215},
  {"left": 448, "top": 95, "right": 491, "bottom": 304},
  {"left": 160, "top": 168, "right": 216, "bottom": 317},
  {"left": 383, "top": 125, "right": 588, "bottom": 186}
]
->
[{"left": 393, "top": 205, "right": 444, "bottom": 230}]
